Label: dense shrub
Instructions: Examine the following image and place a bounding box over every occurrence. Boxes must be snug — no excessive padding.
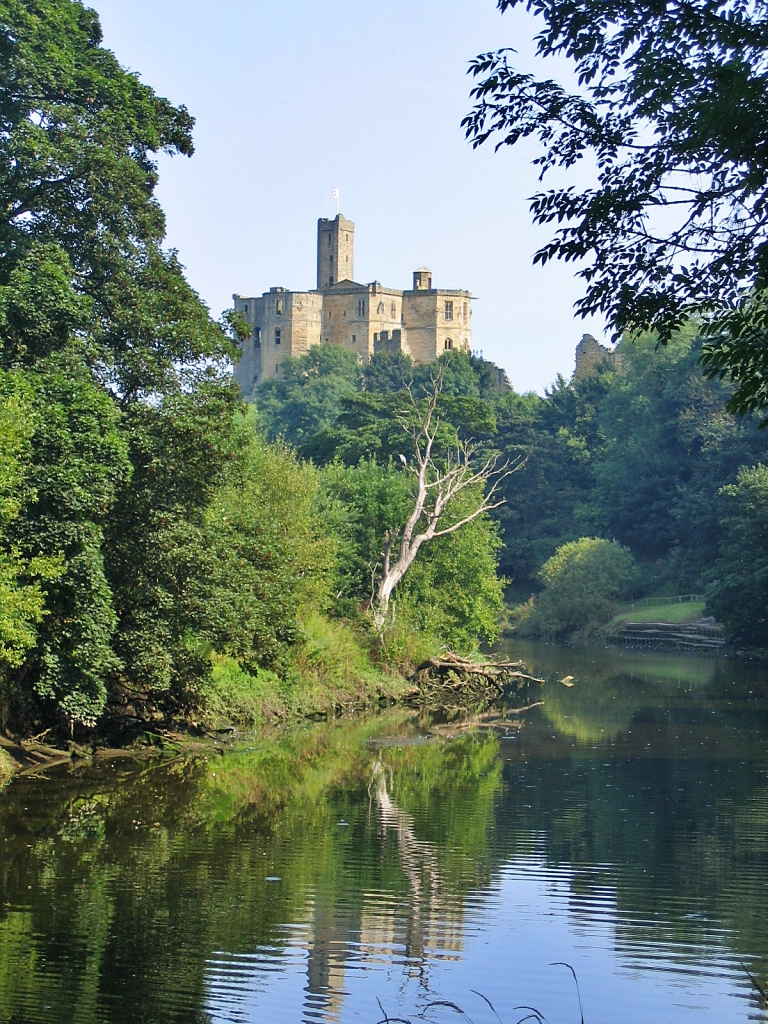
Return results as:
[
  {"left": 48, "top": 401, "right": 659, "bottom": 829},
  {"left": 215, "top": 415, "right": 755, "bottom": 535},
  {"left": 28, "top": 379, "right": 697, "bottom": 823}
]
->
[{"left": 522, "top": 537, "right": 638, "bottom": 639}]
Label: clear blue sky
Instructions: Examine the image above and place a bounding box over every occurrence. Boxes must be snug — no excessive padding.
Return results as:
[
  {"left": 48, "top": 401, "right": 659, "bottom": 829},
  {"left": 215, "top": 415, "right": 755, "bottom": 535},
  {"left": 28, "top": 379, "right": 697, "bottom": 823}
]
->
[{"left": 89, "top": 0, "right": 607, "bottom": 393}]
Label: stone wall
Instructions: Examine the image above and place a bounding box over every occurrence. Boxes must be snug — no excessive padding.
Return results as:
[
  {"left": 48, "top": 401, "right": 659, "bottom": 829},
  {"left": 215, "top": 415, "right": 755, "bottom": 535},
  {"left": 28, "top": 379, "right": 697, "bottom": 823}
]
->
[{"left": 232, "top": 289, "right": 322, "bottom": 396}]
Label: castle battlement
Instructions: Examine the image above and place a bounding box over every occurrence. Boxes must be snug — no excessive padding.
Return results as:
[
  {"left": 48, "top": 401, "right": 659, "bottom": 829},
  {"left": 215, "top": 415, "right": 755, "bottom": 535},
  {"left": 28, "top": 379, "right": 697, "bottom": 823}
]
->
[{"left": 232, "top": 214, "right": 472, "bottom": 398}]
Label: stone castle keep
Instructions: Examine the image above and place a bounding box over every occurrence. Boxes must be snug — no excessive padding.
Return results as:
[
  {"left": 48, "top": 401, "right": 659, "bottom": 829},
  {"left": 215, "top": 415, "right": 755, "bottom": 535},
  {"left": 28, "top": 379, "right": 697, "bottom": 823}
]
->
[{"left": 233, "top": 214, "right": 473, "bottom": 397}]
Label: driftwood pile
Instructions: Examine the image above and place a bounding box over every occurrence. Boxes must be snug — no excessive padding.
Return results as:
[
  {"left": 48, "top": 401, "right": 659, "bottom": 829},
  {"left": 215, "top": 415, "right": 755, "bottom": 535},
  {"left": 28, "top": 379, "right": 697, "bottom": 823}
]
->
[{"left": 408, "top": 653, "right": 545, "bottom": 712}]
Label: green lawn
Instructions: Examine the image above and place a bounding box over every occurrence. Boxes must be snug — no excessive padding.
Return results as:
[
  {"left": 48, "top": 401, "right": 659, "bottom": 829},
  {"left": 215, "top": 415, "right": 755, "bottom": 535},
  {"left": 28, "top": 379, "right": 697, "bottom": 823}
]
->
[{"left": 609, "top": 599, "right": 706, "bottom": 626}]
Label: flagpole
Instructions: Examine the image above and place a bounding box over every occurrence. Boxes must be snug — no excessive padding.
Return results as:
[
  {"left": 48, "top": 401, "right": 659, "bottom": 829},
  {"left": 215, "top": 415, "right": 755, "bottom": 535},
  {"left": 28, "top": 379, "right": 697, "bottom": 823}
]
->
[{"left": 332, "top": 188, "right": 340, "bottom": 216}]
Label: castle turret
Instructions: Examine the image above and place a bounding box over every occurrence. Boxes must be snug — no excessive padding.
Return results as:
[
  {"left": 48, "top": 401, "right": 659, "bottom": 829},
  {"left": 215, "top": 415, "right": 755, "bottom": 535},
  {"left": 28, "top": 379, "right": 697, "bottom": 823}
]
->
[
  {"left": 413, "top": 267, "right": 432, "bottom": 291},
  {"left": 317, "top": 214, "right": 354, "bottom": 290}
]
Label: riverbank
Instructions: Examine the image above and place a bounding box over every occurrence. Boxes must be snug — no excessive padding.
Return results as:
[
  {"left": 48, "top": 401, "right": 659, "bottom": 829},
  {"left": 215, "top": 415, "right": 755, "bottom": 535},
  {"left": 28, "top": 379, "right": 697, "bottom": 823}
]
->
[
  {"left": 0, "top": 618, "right": 544, "bottom": 783},
  {"left": 0, "top": 611, "right": 429, "bottom": 781}
]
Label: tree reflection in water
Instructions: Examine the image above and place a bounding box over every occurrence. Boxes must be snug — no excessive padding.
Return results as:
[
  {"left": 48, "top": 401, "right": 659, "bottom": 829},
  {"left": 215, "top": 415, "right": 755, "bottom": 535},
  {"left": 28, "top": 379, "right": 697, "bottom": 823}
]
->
[{"left": 0, "top": 651, "right": 767, "bottom": 1023}]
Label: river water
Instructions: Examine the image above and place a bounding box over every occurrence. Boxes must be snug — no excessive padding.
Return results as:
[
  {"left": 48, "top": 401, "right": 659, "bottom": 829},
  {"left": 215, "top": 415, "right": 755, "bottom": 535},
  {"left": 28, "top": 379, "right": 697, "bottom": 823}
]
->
[{"left": 2, "top": 641, "right": 768, "bottom": 1024}]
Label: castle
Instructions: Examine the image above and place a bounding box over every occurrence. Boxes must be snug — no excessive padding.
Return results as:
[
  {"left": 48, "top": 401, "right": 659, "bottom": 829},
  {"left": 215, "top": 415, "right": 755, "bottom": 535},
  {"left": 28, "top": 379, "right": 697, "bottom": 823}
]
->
[{"left": 232, "top": 214, "right": 473, "bottom": 397}]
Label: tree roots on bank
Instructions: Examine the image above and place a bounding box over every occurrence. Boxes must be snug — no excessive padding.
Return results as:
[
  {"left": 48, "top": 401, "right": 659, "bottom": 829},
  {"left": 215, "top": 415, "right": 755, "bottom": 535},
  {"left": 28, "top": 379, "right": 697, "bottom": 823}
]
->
[{"left": 407, "top": 653, "right": 545, "bottom": 711}]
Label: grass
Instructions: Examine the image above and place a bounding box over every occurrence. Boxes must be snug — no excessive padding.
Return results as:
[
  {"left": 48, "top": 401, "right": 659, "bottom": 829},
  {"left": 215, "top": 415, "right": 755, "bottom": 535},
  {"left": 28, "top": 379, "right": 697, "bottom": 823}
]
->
[
  {"left": 609, "top": 598, "right": 706, "bottom": 626},
  {"left": 204, "top": 610, "right": 414, "bottom": 728}
]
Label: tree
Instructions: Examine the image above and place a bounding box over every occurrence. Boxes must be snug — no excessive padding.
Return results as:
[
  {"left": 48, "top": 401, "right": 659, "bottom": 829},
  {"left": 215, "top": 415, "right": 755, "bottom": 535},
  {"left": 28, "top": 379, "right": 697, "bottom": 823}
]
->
[
  {"left": 463, "top": 0, "right": 768, "bottom": 416},
  {"left": 0, "top": 375, "right": 62, "bottom": 681},
  {"left": 370, "top": 378, "right": 515, "bottom": 634},
  {"left": 255, "top": 344, "right": 363, "bottom": 447},
  {"left": 524, "top": 537, "right": 638, "bottom": 638},
  {"left": 707, "top": 464, "right": 768, "bottom": 646},
  {"left": 0, "top": 0, "right": 243, "bottom": 727},
  {"left": 204, "top": 413, "right": 334, "bottom": 676}
]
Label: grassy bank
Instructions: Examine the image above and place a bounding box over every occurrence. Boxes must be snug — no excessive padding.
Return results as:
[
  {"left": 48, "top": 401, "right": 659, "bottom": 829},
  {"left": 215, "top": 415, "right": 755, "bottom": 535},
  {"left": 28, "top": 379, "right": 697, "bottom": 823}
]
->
[
  {"left": 608, "top": 599, "right": 706, "bottom": 626},
  {"left": 202, "top": 610, "right": 426, "bottom": 729}
]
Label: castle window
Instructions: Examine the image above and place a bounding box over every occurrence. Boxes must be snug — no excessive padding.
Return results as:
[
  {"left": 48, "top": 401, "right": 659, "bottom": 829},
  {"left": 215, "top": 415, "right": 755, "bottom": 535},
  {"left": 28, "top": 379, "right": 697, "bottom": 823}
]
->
[
  {"left": 374, "top": 333, "right": 379, "bottom": 343},
  {"left": 357, "top": 300, "right": 365, "bottom": 316},
  {"left": 352, "top": 334, "right": 356, "bottom": 343},
  {"left": 275, "top": 328, "right": 281, "bottom": 345},
  {"left": 463, "top": 302, "right": 468, "bottom": 320},
  {"left": 276, "top": 298, "right": 283, "bottom": 315},
  {"left": 345, "top": 234, "right": 348, "bottom": 241},
  {"left": 391, "top": 302, "right": 396, "bottom": 318},
  {"left": 329, "top": 275, "right": 334, "bottom": 286},
  {"left": 377, "top": 301, "right": 385, "bottom": 314},
  {"left": 343, "top": 310, "right": 346, "bottom": 318},
  {"left": 444, "top": 338, "right": 453, "bottom": 350},
  {"left": 244, "top": 304, "right": 249, "bottom": 313},
  {"left": 254, "top": 327, "right": 261, "bottom": 344},
  {"left": 444, "top": 301, "right": 453, "bottom": 321},
  {"left": 328, "top": 234, "right": 331, "bottom": 247}
]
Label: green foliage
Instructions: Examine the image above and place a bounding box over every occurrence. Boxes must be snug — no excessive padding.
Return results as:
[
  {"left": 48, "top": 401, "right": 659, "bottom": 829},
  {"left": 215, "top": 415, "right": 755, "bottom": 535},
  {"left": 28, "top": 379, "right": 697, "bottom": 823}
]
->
[
  {"left": 257, "top": 346, "right": 497, "bottom": 465},
  {"left": 392, "top": 491, "right": 505, "bottom": 650},
  {"left": 0, "top": 0, "right": 245, "bottom": 728},
  {"left": 318, "top": 459, "right": 414, "bottom": 611},
  {"left": 255, "top": 344, "right": 363, "bottom": 446},
  {"left": 0, "top": 375, "right": 62, "bottom": 675},
  {"left": 16, "top": 355, "right": 131, "bottom": 724},
  {"left": 205, "top": 414, "right": 334, "bottom": 675},
  {"left": 707, "top": 465, "right": 768, "bottom": 647},
  {"left": 494, "top": 331, "right": 768, "bottom": 602},
  {"left": 492, "top": 379, "right": 603, "bottom": 586},
  {"left": 464, "top": 0, "right": 768, "bottom": 416},
  {"left": 524, "top": 537, "right": 638, "bottom": 639}
]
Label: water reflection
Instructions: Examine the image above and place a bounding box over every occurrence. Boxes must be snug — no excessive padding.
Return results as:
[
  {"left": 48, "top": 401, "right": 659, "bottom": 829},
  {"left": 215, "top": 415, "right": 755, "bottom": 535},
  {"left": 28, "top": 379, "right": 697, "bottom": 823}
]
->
[{"left": 0, "top": 647, "right": 767, "bottom": 1023}]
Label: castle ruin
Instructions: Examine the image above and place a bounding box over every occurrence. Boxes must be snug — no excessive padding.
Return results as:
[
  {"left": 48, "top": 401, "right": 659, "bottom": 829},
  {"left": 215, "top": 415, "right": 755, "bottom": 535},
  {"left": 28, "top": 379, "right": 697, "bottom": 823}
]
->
[
  {"left": 232, "top": 214, "right": 473, "bottom": 397},
  {"left": 572, "top": 333, "right": 618, "bottom": 381}
]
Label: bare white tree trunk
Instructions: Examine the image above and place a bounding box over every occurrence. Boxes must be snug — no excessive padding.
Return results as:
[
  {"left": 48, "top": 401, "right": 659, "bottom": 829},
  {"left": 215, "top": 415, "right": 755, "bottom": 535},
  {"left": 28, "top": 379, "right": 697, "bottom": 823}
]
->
[{"left": 371, "top": 375, "right": 522, "bottom": 635}]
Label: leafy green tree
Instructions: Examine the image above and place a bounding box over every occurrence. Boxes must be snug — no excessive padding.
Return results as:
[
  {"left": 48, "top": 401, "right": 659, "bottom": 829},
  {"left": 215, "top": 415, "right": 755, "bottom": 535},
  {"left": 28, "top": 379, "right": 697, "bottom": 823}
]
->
[
  {"left": 205, "top": 414, "right": 335, "bottom": 676},
  {"left": 524, "top": 537, "right": 638, "bottom": 638},
  {"left": 586, "top": 330, "right": 768, "bottom": 582},
  {"left": 258, "top": 347, "right": 499, "bottom": 461},
  {"left": 491, "top": 375, "right": 607, "bottom": 590},
  {"left": 255, "top": 344, "right": 363, "bottom": 446},
  {"left": 0, "top": 375, "right": 62, "bottom": 679},
  {"left": 0, "top": 0, "right": 241, "bottom": 726},
  {"left": 707, "top": 465, "right": 768, "bottom": 647},
  {"left": 396, "top": 490, "right": 505, "bottom": 649},
  {"left": 17, "top": 355, "right": 131, "bottom": 725},
  {"left": 318, "top": 459, "right": 413, "bottom": 613},
  {"left": 319, "top": 458, "right": 504, "bottom": 650},
  {"left": 464, "top": 0, "right": 768, "bottom": 416},
  {"left": 362, "top": 351, "right": 415, "bottom": 393}
]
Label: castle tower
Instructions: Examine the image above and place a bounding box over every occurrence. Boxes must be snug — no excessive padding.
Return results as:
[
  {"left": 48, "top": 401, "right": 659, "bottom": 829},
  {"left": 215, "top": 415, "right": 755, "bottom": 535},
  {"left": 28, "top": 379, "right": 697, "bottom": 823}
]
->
[{"left": 317, "top": 214, "right": 354, "bottom": 290}]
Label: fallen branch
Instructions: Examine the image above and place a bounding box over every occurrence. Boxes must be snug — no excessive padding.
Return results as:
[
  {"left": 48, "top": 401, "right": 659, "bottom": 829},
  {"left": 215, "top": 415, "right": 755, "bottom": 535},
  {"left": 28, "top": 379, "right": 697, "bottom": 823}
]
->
[{"left": 408, "top": 652, "right": 545, "bottom": 711}]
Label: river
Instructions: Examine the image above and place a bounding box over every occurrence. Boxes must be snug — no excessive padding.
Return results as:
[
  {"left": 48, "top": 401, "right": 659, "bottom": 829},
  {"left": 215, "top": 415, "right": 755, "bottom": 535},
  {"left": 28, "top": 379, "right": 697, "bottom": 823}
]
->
[{"left": 1, "top": 641, "right": 767, "bottom": 1024}]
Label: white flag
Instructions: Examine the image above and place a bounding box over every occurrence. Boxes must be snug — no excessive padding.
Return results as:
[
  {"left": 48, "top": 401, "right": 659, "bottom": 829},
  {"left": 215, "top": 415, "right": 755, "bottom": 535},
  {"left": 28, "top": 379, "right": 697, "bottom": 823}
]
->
[{"left": 331, "top": 189, "right": 339, "bottom": 199}]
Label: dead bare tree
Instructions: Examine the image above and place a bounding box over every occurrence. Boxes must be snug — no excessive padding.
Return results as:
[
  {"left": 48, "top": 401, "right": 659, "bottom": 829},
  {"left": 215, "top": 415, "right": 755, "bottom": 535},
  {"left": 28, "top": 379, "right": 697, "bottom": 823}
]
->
[{"left": 371, "top": 375, "right": 523, "bottom": 635}]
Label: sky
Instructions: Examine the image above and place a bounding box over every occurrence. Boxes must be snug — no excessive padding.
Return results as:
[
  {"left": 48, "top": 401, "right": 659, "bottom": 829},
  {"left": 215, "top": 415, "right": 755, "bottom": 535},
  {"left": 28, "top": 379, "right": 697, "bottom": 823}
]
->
[{"left": 89, "top": 0, "right": 609, "bottom": 394}]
